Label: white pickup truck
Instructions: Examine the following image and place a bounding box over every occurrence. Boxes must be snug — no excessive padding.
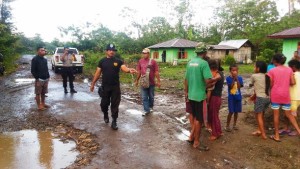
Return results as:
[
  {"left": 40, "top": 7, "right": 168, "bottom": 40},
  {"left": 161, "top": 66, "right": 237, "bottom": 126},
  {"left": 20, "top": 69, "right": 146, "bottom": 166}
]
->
[{"left": 51, "top": 47, "right": 84, "bottom": 73}]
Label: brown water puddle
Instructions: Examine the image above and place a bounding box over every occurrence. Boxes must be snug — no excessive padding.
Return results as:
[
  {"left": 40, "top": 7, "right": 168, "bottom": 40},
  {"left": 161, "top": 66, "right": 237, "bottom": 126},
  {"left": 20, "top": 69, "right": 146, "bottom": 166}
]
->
[{"left": 0, "top": 130, "right": 78, "bottom": 169}]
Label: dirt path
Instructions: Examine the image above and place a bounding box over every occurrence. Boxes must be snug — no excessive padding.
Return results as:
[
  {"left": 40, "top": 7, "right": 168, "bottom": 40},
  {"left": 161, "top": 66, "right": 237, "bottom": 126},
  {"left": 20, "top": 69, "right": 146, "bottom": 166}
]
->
[{"left": 0, "top": 55, "right": 299, "bottom": 169}]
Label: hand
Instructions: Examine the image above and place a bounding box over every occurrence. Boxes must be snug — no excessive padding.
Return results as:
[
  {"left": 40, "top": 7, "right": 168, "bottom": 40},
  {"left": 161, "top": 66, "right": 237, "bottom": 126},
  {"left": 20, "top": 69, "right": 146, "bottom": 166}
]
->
[
  {"left": 135, "top": 81, "right": 139, "bottom": 87},
  {"left": 184, "top": 91, "right": 188, "bottom": 101},
  {"left": 129, "top": 68, "right": 137, "bottom": 74},
  {"left": 90, "top": 85, "right": 94, "bottom": 92},
  {"left": 156, "top": 81, "right": 161, "bottom": 88}
]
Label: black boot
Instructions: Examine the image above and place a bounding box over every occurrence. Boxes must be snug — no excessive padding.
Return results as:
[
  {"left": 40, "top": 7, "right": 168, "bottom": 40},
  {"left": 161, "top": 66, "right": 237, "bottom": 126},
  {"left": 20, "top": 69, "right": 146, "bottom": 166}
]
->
[
  {"left": 70, "top": 88, "right": 77, "bottom": 93},
  {"left": 111, "top": 119, "right": 118, "bottom": 130},
  {"left": 104, "top": 114, "right": 109, "bottom": 123},
  {"left": 64, "top": 88, "right": 68, "bottom": 93}
]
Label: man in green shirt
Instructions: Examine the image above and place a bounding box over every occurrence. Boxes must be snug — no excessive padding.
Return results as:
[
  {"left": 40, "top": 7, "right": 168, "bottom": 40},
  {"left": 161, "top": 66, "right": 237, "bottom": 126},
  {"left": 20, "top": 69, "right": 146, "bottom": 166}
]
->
[{"left": 184, "top": 43, "right": 214, "bottom": 150}]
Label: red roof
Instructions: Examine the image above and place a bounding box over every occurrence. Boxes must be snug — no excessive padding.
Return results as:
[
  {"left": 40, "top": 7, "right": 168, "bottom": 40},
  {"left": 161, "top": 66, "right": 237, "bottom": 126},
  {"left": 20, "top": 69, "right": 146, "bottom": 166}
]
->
[{"left": 268, "top": 27, "right": 300, "bottom": 39}]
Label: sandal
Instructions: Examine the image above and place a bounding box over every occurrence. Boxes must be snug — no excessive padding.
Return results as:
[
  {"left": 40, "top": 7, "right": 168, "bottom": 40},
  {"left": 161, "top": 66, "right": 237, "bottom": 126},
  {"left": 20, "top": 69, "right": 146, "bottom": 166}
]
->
[
  {"left": 288, "top": 131, "right": 298, "bottom": 136},
  {"left": 278, "top": 129, "right": 290, "bottom": 135},
  {"left": 38, "top": 107, "right": 46, "bottom": 111},
  {"left": 43, "top": 104, "right": 50, "bottom": 108},
  {"left": 233, "top": 126, "right": 238, "bottom": 130},
  {"left": 209, "top": 136, "right": 218, "bottom": 141},
  {"left": 196, "top": 145, "right": 210, "bottom": 151},
  {"left": 251, "top": 131, "right": 262, "bottom": 136},
  {"left": 186, "top": 140, "right": 194, "bottom": 145},
  {"left": 224, "top": 127, "right": 231, "bottom": 132},
  {"left": 269, "top": 135, "right": 281, "bottom": 142}
]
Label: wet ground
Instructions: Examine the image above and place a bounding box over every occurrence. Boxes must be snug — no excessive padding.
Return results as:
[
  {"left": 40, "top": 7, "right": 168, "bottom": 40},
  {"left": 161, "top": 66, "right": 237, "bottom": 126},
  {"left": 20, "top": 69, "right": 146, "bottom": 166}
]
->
[{"left": 0, "top": 55, "right": 299, "bottom": 169}]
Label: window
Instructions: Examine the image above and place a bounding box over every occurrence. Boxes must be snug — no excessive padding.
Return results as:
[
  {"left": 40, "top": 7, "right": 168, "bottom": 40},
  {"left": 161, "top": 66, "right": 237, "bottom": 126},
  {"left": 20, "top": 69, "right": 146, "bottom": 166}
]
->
[
  {"left": 178, "top": 48, "right": 187, "bottom": 59},
  {"left": 153, "top": 51, "right": 159, "bottom": 59}
]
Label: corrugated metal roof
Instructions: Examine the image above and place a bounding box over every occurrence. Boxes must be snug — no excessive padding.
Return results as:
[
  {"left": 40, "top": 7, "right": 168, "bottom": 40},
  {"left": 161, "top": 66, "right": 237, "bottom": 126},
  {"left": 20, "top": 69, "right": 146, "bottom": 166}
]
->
[
  {"left": 268, "top": 27, "right": 300, "bottom": 39},
  {"left": 208, "top": 45, "right": 238, "bottom": 50},
  {"left": 218, "top": 39, "right": 249, "bottom": 49},
  {"left": 148, "top": 38, "right": 198, "bottom": 48}
]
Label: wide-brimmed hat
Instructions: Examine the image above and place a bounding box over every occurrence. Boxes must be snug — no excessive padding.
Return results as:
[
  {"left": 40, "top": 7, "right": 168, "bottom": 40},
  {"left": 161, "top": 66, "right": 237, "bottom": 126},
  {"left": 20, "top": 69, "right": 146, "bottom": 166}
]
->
[
  {"left": 195, "top": 42, "right": 207, "bottom": 53},
  {"left": 106, "top": 44, "right": 117, "bottom": 51}
]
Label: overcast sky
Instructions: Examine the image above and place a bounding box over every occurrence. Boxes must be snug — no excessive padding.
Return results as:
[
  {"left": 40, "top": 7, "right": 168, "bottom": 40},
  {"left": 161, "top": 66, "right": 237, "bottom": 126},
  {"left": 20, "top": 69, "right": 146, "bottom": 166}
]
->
[{"left": 9, "top": 0, "right": 296, "bottom": 42}]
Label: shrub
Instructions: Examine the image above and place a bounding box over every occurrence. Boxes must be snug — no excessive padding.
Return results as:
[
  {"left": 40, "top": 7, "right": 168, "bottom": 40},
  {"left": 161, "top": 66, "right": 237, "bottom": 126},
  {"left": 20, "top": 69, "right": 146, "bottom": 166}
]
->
[
  {"left": 259, "top": 48, "right": 275, "bottom": 63},
  {"left": 223, "top": 55, "right": 236, "bottom": 65},
  {"left": 127, "top": 54, "right": 141, "bottom": 63}
]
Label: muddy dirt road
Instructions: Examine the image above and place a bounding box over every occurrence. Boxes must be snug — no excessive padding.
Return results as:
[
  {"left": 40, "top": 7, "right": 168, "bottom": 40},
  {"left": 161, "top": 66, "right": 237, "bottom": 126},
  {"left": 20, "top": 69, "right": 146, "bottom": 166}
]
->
[{"left": 0, "top": 55, "right": 299, "bottom": 169}]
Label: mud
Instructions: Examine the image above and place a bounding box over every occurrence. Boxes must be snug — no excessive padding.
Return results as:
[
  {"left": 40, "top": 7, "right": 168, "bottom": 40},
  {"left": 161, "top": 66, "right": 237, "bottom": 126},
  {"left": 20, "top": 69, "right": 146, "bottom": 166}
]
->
[{"left": 0, "top": 55, "right": 299, "bottom": 169}]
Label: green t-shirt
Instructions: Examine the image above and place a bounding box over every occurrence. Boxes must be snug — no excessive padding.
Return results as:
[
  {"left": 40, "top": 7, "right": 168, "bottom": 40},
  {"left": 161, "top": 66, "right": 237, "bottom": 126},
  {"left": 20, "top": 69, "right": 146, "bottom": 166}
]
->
[{"left": 185, "top": 57, "right": 212, "bottom": 102}]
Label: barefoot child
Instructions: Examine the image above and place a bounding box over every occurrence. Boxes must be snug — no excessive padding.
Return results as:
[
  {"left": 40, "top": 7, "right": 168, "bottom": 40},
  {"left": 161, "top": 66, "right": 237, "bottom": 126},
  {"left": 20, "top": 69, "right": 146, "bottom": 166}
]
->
[
  {"left": 267, "top": 54, "right": 300, "bottom": 142},
  {"left": 225, "top": 64, "right": 243, "bottom": 131},
  {"left": 249, "top": 61, "right": 270, "bottom": 139},
  {"left": 207, "top": 59, "right": 224, "bottom": 140}
]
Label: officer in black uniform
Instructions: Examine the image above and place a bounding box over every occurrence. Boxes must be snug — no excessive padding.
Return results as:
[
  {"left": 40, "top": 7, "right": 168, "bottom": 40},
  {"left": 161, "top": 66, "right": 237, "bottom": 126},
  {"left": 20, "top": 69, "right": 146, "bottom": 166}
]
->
[{"left": 90, "top": 44, "right": 137, "bottom": 130}]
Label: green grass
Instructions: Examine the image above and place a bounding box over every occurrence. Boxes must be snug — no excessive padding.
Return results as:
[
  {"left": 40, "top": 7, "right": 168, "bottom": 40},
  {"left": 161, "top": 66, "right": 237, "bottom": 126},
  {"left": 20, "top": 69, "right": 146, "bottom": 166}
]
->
[{"left": 2, "top": 54, "right": 20, "bottom": 74}]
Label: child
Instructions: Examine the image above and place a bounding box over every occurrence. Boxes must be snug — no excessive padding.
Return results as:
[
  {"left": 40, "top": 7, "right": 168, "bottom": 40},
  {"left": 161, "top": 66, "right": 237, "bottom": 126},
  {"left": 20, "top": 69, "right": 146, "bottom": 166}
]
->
[
  {"left": 207, "top": 59, "right": 224, "bottom": 140},
  {"left": 278, "top": 60, "right": 300, "bottom": 136},
  {"left": 225, "top": 64, "right": 243, "bottom": 131},
  {"left": 267, "top": 54, "right": 300, "bottom": 142},
  {"left": 249, "top": 61, "right": 270, "bottom": 139}
]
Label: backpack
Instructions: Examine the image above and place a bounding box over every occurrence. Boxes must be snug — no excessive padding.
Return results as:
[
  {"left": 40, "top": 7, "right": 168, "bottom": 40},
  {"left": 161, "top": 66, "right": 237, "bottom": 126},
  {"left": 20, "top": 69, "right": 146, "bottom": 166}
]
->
[{"left": 140, "top": 59, "right": 152, "bottom": 88}]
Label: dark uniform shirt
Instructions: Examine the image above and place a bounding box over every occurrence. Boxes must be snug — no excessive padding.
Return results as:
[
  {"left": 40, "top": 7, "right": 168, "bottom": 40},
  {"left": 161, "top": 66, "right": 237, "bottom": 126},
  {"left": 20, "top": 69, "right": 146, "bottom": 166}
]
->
[
  {"left": 31, "top": 55, "right": 50, "bottom": 80},
  {"left": 98, "top": 57, "right": 123, "bottom": 86}
]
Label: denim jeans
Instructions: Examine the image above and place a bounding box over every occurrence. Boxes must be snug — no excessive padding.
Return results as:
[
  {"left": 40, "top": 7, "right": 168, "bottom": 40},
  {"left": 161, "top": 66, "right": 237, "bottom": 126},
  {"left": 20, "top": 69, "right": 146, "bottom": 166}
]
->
[{"left": 141, "top": 85, "right": 155, "bottom": 113}]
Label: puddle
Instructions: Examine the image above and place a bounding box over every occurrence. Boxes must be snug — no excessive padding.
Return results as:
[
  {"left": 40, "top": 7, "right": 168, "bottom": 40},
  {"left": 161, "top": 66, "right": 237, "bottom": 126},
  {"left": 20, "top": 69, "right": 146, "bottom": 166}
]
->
[
  {"left": 126, "top": 109, "right": 143, "bottom": 115},
  {"left": 49, "top": 91, "right": 99, "bottom": 102},
  {"left": 176, "top": 127, "right": 190, "bottom": 141},
  {"left": 122, "top": 123, "right": 141, "bottom": 133},
  {"left": 14, "top": 78, "right": 35, "bottom": 85},
  {"left": 0, "top": 130, "right": 79, "bottom": 169}
]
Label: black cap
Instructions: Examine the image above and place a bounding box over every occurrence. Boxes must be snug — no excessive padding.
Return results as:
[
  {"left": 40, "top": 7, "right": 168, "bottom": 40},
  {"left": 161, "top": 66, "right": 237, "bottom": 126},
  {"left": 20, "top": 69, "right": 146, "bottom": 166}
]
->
[{"left": 106, "top": 44, "right": 117, "bottom": 51}]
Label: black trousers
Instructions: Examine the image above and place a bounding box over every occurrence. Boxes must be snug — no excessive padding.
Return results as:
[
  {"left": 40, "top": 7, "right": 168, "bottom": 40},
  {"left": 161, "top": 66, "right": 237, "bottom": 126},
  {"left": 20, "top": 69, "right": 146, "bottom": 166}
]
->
[
  {"left": 61, "top": 67, "right": 74, "bottom": 89},
  {"left": 100, "top": 85, "right": 121, "bottom": 120}
]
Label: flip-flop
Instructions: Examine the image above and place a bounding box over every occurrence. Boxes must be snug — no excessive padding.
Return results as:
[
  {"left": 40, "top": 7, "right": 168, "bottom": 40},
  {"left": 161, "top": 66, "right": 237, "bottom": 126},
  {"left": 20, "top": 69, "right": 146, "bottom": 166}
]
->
[
  {"left": 38, "top": 107, "right": 46, "bottom": 111},
  {"left": 251, "top": 131, "right": 262, "bottom": 136},
  {"left": 43, "top": 104, "right": 50, "bottom": 108},
  {"left": 186, "top": 140, "right": 194, "bottom": 145},
  {"left": 197, "top": 145, "right": 210, "bottom": 151},
  {"left": 269, "top": 135, "right": 281, "bottom": 142}
]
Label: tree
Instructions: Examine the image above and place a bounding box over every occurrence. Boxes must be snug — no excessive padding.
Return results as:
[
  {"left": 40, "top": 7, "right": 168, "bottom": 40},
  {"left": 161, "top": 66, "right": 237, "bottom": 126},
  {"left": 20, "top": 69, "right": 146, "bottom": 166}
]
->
[{"left": 214, "top": 0, "right": 279, "bottom": 57}]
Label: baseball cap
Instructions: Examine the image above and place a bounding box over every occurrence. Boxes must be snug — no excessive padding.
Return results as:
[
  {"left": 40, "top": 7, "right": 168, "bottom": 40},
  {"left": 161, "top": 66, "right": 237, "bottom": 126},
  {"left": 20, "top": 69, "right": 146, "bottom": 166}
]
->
[
  {"left": 142, "top": 48, "right": 150, "bottom": 53},
  {"left": 195, "top": 42, "right": 207, "bottom": 53},
  {"left": 106, "top": 44, "right": 117, "bottom": 51}
]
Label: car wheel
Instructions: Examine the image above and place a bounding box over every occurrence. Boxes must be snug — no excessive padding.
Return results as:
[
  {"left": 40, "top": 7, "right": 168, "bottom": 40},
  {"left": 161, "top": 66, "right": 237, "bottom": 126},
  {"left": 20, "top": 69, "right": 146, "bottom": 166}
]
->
[{"left": 78, "top": 67, "right": 83, "bottom": 73}]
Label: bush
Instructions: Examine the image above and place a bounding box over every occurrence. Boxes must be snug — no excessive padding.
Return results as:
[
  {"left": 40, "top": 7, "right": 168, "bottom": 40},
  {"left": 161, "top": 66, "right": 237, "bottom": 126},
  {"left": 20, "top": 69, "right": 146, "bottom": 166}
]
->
[
  {"left": 223, "top": 55, "right": 236, "bottom": 65},
  {"left": 127, "top": 54, "right": 141, "bottom": 63},
  {"left": 259, "top": 48, "right": 275, "bottom": 63}
]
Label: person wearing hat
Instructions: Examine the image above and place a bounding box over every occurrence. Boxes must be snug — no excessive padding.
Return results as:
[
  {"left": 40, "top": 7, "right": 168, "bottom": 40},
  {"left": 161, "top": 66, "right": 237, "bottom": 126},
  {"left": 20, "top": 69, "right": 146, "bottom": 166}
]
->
[
  {"left": 90, "top": 44, "right": 137, "bottom": 130},
  {"left": 60, "top": 47, "right": 77, "bottom": 93},
  {"left": 135, "top": 48, "right": 161, "bottom": 116},
  {"left": 184, "top": 42, "right": 215, "bottom": 151}
]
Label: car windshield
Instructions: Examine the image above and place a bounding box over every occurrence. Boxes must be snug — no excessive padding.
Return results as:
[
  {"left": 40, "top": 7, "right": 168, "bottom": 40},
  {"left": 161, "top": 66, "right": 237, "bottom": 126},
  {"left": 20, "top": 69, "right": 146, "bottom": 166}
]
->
[{"left": 56, "top": 48, "right": 78, "bottom": 54}]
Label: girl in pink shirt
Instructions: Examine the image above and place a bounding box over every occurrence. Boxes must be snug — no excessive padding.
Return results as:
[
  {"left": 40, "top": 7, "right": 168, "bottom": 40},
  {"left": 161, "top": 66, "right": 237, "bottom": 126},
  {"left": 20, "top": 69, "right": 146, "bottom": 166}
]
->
[{"left": 267, "top": 54, "right": 300, "bottom": 142}]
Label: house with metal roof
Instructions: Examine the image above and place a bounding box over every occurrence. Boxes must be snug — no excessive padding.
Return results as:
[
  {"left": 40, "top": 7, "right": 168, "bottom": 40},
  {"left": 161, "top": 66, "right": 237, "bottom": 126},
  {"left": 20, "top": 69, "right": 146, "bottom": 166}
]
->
[
  {"left": 268, "top": 26, "right": 300, "bottom": 61},
  {"left": 207, "top": 39, "right": 253, "bottom": 63},
  {"left": 147, "top": 38, "right": 198, "bottom": 63}
]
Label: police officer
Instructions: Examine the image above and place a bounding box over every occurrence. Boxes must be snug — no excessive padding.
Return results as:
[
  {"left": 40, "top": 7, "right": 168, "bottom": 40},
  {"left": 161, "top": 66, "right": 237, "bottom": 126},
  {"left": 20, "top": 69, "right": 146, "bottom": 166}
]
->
[{"left": 90, "top": 44, "right": 137, "bottom": 130}]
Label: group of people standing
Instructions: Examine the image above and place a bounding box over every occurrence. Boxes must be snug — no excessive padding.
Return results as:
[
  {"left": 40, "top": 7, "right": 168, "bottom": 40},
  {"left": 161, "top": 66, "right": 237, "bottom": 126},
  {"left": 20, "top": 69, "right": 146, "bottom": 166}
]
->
[
  {"left": 31, "top": 43, "right": 299, "bottom": 148},
  {"left": 185, "top": 44, "right": 300, "bottom": 151}
]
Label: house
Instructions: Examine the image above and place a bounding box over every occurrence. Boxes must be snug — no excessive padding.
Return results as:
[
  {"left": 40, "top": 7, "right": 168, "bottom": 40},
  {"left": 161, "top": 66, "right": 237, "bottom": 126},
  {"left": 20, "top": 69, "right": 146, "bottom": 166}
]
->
[
  {"left": 147, "top": 38, "right": 198, "bottom": 63},
  {"left": 207, "top": 39, "right": 253, "bottom": 63},
  {"left": 268, "top": 27, "right": 300, "bottom": 61}
]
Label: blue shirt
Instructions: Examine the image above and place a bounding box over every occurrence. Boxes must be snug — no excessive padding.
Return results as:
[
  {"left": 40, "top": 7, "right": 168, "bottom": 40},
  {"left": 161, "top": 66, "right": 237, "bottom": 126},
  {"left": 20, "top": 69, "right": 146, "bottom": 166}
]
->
[{"left": 226, "top": 76, "right": 243, "bottom": 100}]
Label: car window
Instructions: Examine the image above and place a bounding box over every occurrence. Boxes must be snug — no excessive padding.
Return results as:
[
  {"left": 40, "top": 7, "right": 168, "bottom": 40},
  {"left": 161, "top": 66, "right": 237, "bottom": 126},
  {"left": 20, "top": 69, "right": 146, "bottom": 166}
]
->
[
  {"left": 69, "top": 49, "right": 78, "bottom": 54},
  {"left": 56, "top": 49, "right": 64, "bottom": 54}
]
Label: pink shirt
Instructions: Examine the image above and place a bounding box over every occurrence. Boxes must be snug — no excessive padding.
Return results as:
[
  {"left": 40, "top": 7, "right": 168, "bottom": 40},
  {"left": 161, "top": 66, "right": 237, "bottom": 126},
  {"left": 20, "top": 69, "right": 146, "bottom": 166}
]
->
[
  {"left": 137, "top": 58, "right": 159, "bottom": 85},
  {"left": 267, "top": 66, "right": 293, "bottom": 104}
]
